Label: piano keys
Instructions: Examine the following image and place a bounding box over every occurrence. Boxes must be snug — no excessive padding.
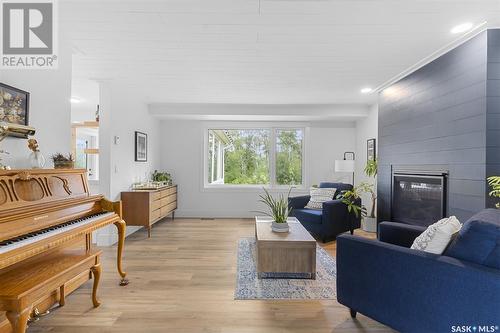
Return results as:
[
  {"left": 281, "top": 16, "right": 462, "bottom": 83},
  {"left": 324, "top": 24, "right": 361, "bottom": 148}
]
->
[
  {"left": 0, "top": 212, "right": 113, "bottom": 254},
  {"left": 0, "top": 169, "right": 128, "bottom": 333}
]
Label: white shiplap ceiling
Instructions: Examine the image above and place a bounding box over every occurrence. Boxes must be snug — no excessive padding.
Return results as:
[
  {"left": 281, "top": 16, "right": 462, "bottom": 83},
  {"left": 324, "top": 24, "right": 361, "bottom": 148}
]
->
[{"left": 63, "top": 0, "right": 500, "bottom": 105}]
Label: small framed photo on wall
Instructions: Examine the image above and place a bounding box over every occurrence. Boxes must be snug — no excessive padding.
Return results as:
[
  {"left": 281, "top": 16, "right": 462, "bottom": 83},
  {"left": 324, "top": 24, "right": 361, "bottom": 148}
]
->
[
  {"left": 135, "top": 131, "right": 147, "bottom": 162},
  {"left": 367, "top": 138, "right": 376, "bottom": 161},
  {"left": 344, "top": 152, "right": 355, "bottom": 160}
]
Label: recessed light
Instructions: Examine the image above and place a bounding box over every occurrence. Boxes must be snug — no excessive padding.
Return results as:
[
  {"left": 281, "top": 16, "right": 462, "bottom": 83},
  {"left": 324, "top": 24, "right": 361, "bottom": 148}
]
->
[
  {"left": 451, "top": 22, "right": 473, "bottom": 34},
  {"left": 70, "top": 97, "right": 81, "bottom": 103},
  {"left": 360, "top": 87, "right": 373, "bottom": 94}
]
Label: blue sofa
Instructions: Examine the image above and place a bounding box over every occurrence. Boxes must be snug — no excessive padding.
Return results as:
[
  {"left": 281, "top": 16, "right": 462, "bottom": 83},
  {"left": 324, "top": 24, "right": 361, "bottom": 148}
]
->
[
  {"left": 288, "top": 182, "right": 361, "bottom": 243},
  {"left": 336, "top": 209, "right": 500, "bottom": 333}
]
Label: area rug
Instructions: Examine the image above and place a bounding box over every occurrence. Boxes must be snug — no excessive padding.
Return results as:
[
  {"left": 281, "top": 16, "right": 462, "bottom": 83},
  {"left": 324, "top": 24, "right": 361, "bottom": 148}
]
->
[{"left": 234, "top": 238, "right": 337, "bottom": 300}]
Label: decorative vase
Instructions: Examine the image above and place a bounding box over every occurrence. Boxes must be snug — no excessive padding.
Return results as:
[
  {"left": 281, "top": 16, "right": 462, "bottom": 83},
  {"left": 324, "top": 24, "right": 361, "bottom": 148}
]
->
[
  {"left": 362, "top": 217, "right": 377, "bottom": 233},
  {"left": 29, "top": 151, "right": 46, "bottom": 169},
  {"left": 271, "top": 221, "right": 289, "bottom": 233},
  {"left": 54, "top": 161, "right": 74, "bottom": 169}
]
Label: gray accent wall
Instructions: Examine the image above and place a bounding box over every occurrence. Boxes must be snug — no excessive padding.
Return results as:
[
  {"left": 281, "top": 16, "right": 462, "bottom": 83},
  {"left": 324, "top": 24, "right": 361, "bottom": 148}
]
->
[
  {"left": 378, "top": 30, "right": 500, "bottom": 225},
  {"left": 487, "top": 30, "right": 500, "bottom": 209}
]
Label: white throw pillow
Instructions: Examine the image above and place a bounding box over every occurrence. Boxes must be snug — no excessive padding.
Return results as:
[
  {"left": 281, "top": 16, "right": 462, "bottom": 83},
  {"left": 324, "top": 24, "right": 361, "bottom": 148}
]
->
[
  {"left": 410, "top": 216, "right": 462, "bottom": 254},
  {"left": 305, "top": 187, "right": 336, "bottom": 209}
]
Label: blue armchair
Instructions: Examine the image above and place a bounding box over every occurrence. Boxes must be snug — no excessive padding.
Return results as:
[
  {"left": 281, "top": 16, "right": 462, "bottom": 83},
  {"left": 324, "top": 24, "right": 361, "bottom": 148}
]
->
[
  {"left": 288, "top": 182, "right": 361, "bottom": 243},
  {"left": 336, "top": 209, "right": 500, "bottom": 333}
]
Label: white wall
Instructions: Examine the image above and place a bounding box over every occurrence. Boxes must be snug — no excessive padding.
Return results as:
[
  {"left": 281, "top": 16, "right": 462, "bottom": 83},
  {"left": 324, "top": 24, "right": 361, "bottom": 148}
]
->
[
  {"left": 355, "top": 104, "right": 378, "bottom": 213},
  {"left": 0, "top": 43, "right": 72, "bottom": 168},
  {"left": 158, "top": 119, "right": 356, "bottom": 218},
  {"left": 71, "top": 79, "right": 99, "bottom": 123},
  {"left": 94, "top": 82, "right": 161, "bottom": 245}
]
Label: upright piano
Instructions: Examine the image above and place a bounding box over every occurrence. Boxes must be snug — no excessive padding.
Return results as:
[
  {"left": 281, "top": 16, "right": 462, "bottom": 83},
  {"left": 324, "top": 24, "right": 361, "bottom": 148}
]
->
[{"left": 0, "top": 169, "right": 127, "bottom": 333}]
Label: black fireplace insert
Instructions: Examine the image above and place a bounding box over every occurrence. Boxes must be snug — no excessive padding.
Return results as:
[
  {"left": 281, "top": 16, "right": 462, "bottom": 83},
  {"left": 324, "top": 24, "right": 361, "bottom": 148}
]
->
[{"left": 391, "top": 170, "right": 448, "bottom": 226}]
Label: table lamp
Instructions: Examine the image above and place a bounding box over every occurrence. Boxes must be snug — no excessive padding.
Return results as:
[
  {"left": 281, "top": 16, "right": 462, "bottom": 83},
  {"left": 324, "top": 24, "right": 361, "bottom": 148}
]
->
[{"left": 335, "top": 152, "right": 355, "bottom": 185}]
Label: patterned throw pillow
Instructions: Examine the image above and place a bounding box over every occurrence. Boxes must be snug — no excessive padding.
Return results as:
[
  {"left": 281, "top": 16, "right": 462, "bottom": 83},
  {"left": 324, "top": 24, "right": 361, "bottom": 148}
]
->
[
  {"left": 305, "top": 187, "right": 337, "bottom": 209},
  {"left": 410, "top": 216, "right": 462, "bottom": 254}
]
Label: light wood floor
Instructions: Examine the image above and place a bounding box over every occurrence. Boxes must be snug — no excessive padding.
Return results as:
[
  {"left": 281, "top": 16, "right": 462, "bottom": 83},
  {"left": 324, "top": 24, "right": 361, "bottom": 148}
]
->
[{"left": 29, "top": 218, "right": 392, "bottom": 333}]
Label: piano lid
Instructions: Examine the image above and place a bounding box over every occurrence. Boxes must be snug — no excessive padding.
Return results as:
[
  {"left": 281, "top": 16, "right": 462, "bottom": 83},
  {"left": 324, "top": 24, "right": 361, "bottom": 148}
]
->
[{"left": 0, "top": 169, "right": 94, "bottom": 219}]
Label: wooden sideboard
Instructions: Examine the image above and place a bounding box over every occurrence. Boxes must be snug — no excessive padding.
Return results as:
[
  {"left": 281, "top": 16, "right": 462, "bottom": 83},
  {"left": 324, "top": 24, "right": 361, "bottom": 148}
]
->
[{"left": 121, "top": 185, "right": 177, "bottom": 237}]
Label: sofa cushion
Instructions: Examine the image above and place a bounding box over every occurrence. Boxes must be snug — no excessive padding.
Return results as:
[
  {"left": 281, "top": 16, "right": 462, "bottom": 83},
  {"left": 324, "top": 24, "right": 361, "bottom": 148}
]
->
[
  {"left": 444, "top": 209, "right": 500, "bottom": 269},
  {"left": 305, "top": 187, "right": 336, "bottom": 209},
  {"left": 319, "top": 182, "right": 352, "bottom": 198},
  {"left": 293, "top": 208, "right": 323, "bottom": 225},
  {"left": 410, "top": 216, "right": 461, "bottom": 254}
]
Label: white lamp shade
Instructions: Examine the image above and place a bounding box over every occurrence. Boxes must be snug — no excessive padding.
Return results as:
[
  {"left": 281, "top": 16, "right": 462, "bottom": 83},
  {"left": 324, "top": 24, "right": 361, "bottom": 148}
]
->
[{"left": 335, "top": 160, "right": 355, "bottom": 173}]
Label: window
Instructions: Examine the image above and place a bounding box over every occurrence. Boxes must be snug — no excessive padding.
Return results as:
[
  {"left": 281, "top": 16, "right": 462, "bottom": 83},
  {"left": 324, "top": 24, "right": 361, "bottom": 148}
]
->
[
  {"left": 276, "top": 129, "right": 303, "bottom": 185},
  {"left": 205, "top": 127, "right": 304, "bottom": 187}
]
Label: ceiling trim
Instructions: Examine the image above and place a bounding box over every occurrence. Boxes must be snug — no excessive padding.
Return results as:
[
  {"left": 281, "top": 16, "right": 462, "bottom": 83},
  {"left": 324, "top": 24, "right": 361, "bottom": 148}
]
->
[
  {"left": 148, "top": 103, "right": 371, "bottom": 121},
  {"left": 373, "top": 21, "right": 489, "bottom": 93}
]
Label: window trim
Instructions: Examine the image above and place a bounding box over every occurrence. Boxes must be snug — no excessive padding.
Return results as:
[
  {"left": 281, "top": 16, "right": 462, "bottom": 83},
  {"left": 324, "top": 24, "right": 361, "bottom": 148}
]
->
[{"left": 202, "top": 123, "right": 306, "bottom": 191}]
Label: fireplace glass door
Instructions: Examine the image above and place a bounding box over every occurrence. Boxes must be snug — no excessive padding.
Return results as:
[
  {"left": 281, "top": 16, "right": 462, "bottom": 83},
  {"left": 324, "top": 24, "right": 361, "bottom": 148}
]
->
[{"left": 392, "top": 173, "right": 446, "bottom": 226}]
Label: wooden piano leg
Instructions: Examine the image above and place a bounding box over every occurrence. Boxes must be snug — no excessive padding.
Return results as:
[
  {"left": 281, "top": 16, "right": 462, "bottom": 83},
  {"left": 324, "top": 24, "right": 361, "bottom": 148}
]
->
[
  {"left": 6, "top": 307, "right": 31, "bottom": 333},
  {"left": 113, "top": 219, "right": 129, "bottom": 286},
  {"left": 90, "top": 264, "right": 101, "bottom": 307}
]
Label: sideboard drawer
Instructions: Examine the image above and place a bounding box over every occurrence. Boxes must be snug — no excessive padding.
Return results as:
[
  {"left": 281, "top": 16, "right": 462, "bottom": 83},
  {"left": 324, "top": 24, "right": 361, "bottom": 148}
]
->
[
  {"left": 150, "top": 209, "right": 161, "bottom": 222},
  {"left": 165, "top": 186, "right": 177, "bottom": 196},
  {"left": 160, "top": 202, "right": 177, "bottom": 217},
  {"left": 151, "top": 191, "right": 162, "bottom": 201},
  {"left": 151, "top": 200, "right": 161, "bottom": 211},
  {"left": 164, "top": 193, "right": 176, "bottom": 204}
]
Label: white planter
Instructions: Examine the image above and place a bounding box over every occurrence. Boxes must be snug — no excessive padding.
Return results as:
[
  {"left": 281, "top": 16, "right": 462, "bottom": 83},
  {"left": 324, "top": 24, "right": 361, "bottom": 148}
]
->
[
  {"left": 271, "top": 221, "right": 289, "bottom": 233},
  {"left": 362, "top": 217, "right": 377, "bottom": 233}
]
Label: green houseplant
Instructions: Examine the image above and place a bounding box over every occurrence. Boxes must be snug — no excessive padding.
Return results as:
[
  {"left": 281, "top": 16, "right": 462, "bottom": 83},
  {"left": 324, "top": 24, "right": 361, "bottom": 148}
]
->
[
  {"left": 152, "top": 170, "right": 172, "bottom": 185},
  {"left": 361, "top": 158, "right": 378, "bottom": 232},
  {"left": 336, "top": 186, "right": 367, "bottom": 219},
  {"left": 364, "top": 159, "right": 377, "bottom": 177},
  {"left": 487, "top": 176, "right": 500, "bottom": 208},
  {"left": 256, "top": 187, "right": 292, "bottom": 232},
  {"left": 357, "top": 181, "right": 376, "bottom": 218}
]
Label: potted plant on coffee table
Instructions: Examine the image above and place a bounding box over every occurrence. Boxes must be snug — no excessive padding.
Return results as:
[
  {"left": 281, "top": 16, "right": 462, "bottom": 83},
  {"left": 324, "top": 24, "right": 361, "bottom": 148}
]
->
[{"left": 256, "top": 187, "right": 292, "bottom": 233}]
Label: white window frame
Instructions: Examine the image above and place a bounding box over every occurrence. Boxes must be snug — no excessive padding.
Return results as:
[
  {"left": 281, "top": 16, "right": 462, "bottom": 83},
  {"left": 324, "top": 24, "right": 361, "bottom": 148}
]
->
[
  {"left": 202, "top": 123, "right": 307, "bottom": 191},
  {"left": 208, "top": 130, "right": 225, "bottom": 184}
]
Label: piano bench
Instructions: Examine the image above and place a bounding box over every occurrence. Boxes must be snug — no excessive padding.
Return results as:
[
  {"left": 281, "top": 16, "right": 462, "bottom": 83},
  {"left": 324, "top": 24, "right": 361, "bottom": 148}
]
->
[{"left": 0, "top": 249, "right": 102, "bottom": 333}]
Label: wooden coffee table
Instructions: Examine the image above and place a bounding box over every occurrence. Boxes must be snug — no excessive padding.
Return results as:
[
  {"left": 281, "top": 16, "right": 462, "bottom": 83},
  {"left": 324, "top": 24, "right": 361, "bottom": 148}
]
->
[{"left": 255, "top": 216, "right": 316, "bottom": 279}]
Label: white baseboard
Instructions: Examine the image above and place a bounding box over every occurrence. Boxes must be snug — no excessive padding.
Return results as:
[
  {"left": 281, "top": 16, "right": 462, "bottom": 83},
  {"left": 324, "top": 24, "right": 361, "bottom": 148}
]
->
[{"left": 174, "top": 209, "right": 255, "bottom": 219}]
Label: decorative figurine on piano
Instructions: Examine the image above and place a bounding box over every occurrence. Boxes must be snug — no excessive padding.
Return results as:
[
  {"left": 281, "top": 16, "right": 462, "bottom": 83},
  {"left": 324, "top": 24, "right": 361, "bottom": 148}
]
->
[{"left": 27, "top": 138, "right": 46, "bottom": 169}]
